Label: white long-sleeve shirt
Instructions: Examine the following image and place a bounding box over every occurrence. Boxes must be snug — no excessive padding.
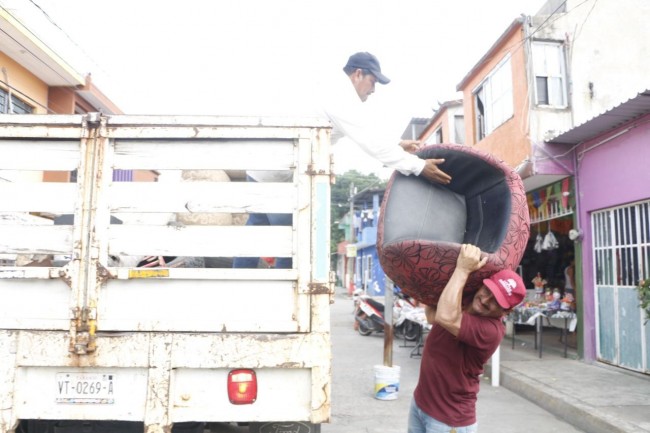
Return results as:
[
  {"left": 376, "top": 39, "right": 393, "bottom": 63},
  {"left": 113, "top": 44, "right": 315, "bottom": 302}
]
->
[{"left": 320, "top": 71, "right": 425, "bottom": 176}]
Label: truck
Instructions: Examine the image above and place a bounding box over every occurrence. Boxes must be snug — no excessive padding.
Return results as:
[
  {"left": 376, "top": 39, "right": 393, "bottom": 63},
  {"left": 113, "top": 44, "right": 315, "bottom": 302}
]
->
[{"left": 0, "top": 113, "right": 333, "bottom": 433}]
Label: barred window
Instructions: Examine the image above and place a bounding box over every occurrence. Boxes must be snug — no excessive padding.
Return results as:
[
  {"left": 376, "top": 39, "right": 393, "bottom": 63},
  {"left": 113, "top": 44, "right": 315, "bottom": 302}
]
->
[
  {"left": 0, "top": 88, "right": 33, "bottom": 114},
  {"left": 593, "top": 200, "right": 650, "bottom": 286}
]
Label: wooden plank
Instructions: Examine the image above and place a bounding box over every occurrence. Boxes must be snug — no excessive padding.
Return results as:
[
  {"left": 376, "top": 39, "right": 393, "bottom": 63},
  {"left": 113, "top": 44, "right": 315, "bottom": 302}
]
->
[
  {"left": 109, "top": 181, "right": 295, "bottom": 214},
  {"left": 0, "top": 226, "right": 72, "bottom": 255},
  {"left": 108, "top": 225, "right": 293, "bottom": 257},
  {"left": 0, "top": 141, "right": 80, "bottom": 170},
  {"left": 114, "top": 267, "right": 298, "bottom": 281},
  {"left": 98, "top": 279, "right": 298, "bottom": 332},
  {"left": 113, "top": 140, "right": 295, "bottom": 170},
  {"left": 0, "top": 280, "right": 71, "bottom": 330},
  {"left": 0, "top": 183, "right": 77, "bottom": 213},
  {"left": 106, "top": 125, "right": 316, "bottom": 140},
  {"left": 0, "top": 114, "right": 83, "bottom": 126},
  {"left": 106, "top": 114, "right": 330, "bottom": 129}
]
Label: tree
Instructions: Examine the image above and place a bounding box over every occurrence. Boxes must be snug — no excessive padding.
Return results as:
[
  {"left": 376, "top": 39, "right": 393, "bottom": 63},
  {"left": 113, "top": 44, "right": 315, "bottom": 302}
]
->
[{"left": 330, "top": 170, "right": 387, "bottom": 264}]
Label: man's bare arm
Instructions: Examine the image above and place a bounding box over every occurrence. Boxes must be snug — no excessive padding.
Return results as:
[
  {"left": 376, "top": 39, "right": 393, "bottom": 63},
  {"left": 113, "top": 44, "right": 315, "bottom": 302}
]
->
[{"left": 434, "top": 244, "right": 487, "bottom": 336}]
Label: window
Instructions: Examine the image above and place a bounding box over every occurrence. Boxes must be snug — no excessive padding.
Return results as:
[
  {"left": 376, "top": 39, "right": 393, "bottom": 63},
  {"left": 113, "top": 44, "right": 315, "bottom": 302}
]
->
[
  {"left": 593, "top": 201, "right": 649, "bottom": 287},
  {"left": 0, "top": 88, "right": 33, "bottom": 114},
  {"left": 532, "top": 42, "right": 567, "bottom": 107},
  {"left": 453, "top": 115, "right": 465, "bottom": 144},
  {"left": 473, "top": 56, "right": 513, "bottom": 140},
  {"left": 434, "top": 127, "right": 443, "bottom": 144},
  {"left": 364, "top": 255, "right": 373, "bottom": 282},
  {"left": 423, "top": 126, "right": 442, "bottom": 145}
]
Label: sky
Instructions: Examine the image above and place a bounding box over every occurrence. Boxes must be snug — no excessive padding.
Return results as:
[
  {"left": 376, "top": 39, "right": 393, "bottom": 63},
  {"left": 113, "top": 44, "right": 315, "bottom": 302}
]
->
[{"left": 32, "top": 0, "right": 546, "bottom": 176}]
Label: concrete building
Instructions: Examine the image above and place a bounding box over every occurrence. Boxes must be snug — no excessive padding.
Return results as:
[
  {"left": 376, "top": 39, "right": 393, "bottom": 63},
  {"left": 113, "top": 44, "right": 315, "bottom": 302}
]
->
[
  {"left": 0, "top": 0, "right": 159, "bottom": 184},
  {"left": 413, "top": 0, "right": 650, "bottom": 372},
  {"left": 419, "top": 100, "right": 465, "bottom": 145},
  {"left": 544, "top": 90, "right": 650, "bottom": 373}
]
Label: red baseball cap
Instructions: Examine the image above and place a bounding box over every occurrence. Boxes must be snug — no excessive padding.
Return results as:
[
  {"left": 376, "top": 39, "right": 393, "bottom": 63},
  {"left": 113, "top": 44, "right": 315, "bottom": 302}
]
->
[{"left": 483, "top": 269, "right": 526, "bottom": 309}]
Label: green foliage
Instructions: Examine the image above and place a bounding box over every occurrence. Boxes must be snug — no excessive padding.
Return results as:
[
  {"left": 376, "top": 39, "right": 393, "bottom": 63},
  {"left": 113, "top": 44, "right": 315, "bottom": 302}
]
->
[
  {"left": 330, "top": 170, "right": 387, "bottom": 264},
  {"left": 637, "top": 279, "right": 650, "bottom": 324}
]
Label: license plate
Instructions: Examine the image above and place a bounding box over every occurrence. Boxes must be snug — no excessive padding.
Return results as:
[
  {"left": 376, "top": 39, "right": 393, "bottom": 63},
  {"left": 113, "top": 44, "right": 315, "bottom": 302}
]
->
[{"left": 56, "top": 372, "right": 115, "bottom": 404}]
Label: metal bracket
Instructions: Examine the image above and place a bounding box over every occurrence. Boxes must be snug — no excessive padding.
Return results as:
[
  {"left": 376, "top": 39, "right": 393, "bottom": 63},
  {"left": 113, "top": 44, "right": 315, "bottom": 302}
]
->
[
  {"left": 69, "top": 305, "right": 97, "bottom": 354},
  {"left": 305, "top": 163, "right": 329, "bottom": 176},
  {"left": 97, "top": 261, "right": 114, "bottom": 284},
  {"left": 84, "top": 112, "right": 102, "bottom": 128},
  {"left": 55, "top": 265, "right": 73, "bottom": 288},
  {"left": 309, "top": 282, "right": 334, "bottom": 295}
]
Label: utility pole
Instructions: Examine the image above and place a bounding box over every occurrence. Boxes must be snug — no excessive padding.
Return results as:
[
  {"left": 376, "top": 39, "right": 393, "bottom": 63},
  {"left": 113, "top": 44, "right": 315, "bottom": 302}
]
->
[
  {"left": 349, "top": 182, "right": 356, "bottom": 243},
  {"left": 347, "top": 183, "right": 356, "bottom": 295}
]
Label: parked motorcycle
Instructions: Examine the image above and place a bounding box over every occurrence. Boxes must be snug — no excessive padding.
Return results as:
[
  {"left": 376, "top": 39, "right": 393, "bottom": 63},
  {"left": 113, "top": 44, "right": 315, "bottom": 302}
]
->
[
  {"left": 353, "top": 287, "right": 421, "bottom": 341},
  {"left": 393, "top": 292, "right": 422, "bottom": 342}
]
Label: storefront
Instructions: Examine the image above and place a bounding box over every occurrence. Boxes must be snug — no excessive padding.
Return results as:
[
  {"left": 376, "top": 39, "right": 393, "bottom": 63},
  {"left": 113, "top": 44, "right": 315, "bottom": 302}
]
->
[{"left": 519, "top": 178, "right": 576, "bottom": 296}]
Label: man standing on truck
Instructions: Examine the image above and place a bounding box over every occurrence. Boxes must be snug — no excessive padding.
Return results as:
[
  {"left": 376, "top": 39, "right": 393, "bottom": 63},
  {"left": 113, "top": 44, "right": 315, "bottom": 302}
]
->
[
  {"left": 234, "top": 51, "right": 451, "bottom": 269},
  {"left": 408, "top": 244, "right": 525, "bottom": 433},
  {"left": 322, "top": 51, "right": 452, "bottom": 185}
]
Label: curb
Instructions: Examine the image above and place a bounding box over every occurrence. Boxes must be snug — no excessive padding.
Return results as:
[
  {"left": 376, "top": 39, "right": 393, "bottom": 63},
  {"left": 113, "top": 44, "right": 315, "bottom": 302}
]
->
[{"left": 485, "top": 364, "right": 644, "bottom": 433}]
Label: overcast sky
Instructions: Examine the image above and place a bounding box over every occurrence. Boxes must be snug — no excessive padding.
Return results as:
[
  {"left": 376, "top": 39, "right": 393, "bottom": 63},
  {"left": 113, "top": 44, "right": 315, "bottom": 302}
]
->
[{"left": 33, "top": 0, "right": 545, "bottom": 175}]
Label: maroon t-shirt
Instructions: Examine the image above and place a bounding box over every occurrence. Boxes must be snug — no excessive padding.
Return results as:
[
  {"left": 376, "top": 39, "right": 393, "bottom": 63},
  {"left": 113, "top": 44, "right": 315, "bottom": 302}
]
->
[{"left": 413, "top": 312, "right": 505, "bottom": 427}]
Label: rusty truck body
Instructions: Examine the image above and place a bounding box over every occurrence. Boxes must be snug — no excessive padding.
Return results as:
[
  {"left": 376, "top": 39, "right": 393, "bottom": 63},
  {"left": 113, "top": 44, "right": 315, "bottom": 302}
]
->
[{"left": 0, "top": 114, "right": 333, "bottom": 433}]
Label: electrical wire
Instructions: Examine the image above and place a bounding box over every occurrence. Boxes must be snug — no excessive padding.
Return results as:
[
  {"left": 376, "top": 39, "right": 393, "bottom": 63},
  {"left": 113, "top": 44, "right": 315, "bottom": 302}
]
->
[
  {"left": 0, "top": 76, "right": 55, "bottom": 113},
  {"left": 571, "top": 0, "right": 599, "bottom": 46},
  {"left": 0, "top": 2, "right": 109, "bottom": 113},
  {"left": 28, "top": 0, "right": 107, "bottom": 77},
  {"left": 471, "top": 0, "right": 596, "bottom": 82},
  {"left": 0, "top": 7, "right": 82, "bottom": 88}
]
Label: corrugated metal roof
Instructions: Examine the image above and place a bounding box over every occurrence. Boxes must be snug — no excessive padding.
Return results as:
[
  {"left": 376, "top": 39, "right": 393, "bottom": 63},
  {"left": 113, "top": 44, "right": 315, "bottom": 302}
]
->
[
  {"left": 547, "top": 90, "right": 650, "bottom": 144},
  {"left": 401, "top": 117, "right": 431, "bottom": 140}
]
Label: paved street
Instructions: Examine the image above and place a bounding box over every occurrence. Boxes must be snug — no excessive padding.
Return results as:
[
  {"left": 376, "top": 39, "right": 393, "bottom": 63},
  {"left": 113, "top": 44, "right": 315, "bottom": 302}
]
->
[
  {"left": 324, "top": 288, "right": 584, "bottom": 433},
  {"left": 205, "top": 288, "right": 588, "bottom": 433}
]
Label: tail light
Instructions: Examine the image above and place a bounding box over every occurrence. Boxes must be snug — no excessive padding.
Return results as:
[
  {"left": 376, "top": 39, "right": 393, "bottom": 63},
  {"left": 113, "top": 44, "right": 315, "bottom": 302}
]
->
[{"left": 228, "top": 369, "right": 257, "bottom": 404}]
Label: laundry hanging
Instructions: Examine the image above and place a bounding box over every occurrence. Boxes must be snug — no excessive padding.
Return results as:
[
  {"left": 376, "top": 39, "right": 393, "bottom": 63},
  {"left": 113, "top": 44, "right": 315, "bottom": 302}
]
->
[
  {"left": 542, "top": 230, "right": 559, "bottom": 250},
  {"left": 534, "top": 232, "right": 543, "bottom": 253}
]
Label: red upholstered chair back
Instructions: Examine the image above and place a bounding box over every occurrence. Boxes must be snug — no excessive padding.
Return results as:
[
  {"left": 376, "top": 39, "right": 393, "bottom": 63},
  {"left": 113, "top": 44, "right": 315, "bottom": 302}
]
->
[{"left": 377, "top": 144, "right": 530, "bottom": 306}]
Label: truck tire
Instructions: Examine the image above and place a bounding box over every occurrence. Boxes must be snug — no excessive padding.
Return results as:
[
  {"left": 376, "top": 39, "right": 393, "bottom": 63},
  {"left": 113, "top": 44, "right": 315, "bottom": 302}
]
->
[{"left": 249, "top": 422, "right": 321, "bottom": 433}]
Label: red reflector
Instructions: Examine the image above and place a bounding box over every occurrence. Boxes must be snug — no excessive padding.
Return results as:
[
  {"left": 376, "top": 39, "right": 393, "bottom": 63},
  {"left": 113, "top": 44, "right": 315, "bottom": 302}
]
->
[{"left": 228, "top": 369, "right": 257, "bottom": 404}]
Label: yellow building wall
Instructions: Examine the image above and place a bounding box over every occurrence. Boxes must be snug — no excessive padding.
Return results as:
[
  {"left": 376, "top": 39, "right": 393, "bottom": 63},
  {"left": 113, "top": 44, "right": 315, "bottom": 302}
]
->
[
  {"left": 48, "top": 86, "right": 76, "bottom": 114},
  {"left": 460, "top": 25, "right": 531, "bottom": 168},
  {"left": 0, "top": 51, "right": 48, "bottom": 114}
]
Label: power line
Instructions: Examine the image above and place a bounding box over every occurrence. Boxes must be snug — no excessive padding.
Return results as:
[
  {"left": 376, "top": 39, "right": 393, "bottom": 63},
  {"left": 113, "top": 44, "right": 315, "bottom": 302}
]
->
[
  {"left": 0, "top": 5, "right": 83, "bottom": 88},
  {"left": 469, "top": 0, "right": 595, "bottom": 80}
]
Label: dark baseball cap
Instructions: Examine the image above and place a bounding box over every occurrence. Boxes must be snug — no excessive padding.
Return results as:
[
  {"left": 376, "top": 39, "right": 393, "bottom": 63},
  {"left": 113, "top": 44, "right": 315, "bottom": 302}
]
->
[{"left": 344, "top": 52, "right": 390, "bottom": 84}]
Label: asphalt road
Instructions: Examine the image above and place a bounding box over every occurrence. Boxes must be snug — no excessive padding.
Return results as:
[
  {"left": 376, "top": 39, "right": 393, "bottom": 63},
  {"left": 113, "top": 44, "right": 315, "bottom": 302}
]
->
[{"left": 323, "top": 289, "right": 584, "bottom": 433}]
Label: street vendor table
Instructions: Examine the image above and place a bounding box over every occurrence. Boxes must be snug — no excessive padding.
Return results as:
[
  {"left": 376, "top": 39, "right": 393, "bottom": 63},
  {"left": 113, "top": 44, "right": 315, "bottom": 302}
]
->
[
  {"left": 398, "top": 307, "right": 431, "bottom": 358},
  {"left": 508, "top": 306, "right": 577, "bottom": 358}
]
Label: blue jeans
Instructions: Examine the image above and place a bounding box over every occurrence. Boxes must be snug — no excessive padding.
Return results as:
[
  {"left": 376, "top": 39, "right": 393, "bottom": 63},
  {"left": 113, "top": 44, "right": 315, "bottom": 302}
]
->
[
  {"left": 232, "top": 212, "right": 292, "bottom": 269},
  {"left": 408, "top": 398, "right": 478, "bottom": 433}
]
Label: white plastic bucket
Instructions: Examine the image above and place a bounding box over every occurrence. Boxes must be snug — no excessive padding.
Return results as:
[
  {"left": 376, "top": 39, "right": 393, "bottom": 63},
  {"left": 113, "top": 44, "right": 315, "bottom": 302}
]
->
[{"left": 374, "top": 364, "right": 401, "bottom": 400}]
